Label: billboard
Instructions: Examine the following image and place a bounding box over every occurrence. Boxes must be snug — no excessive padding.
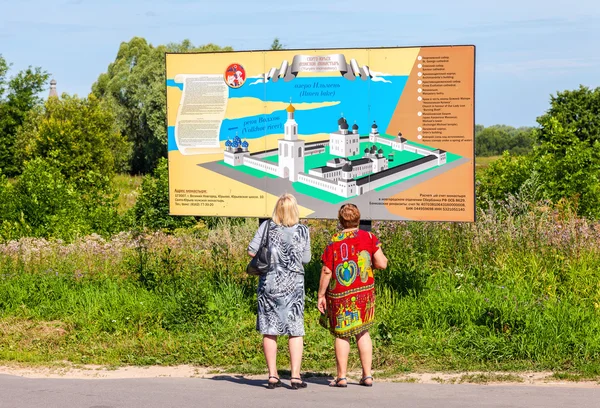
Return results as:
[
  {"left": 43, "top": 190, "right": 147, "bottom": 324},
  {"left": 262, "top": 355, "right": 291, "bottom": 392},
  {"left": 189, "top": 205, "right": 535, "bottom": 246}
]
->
[{"left": 166, "top": 45, "right": 475, "bottom": 221}]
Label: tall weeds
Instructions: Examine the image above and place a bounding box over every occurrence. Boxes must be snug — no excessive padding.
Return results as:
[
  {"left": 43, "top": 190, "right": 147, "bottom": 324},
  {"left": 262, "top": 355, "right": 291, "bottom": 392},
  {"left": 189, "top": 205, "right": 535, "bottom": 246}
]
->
[{"left": 1, "top": 203, "right": 599, "bottom": 374}]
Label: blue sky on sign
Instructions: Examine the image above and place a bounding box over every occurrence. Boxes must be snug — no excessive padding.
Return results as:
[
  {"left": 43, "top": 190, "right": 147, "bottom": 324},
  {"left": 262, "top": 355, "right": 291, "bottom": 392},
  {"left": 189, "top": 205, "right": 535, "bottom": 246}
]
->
[{"left": 1, "top": 0, "right": 598, "bottom": 127}]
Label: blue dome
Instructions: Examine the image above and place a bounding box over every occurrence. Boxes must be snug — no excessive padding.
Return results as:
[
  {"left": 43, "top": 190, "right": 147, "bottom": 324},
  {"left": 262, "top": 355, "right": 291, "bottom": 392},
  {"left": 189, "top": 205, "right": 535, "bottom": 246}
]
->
[
  {"left": 225, "top": 140, "right": 232, "bottom": 147},
  {"left": 242, "top": 141, "right": 249, "bottom": 148},
  {"left": 232, "top": 141, "right": 240, "bottom": 148},
  {"left": 234, "top": 136, "right": 242, "bottom": 143}
]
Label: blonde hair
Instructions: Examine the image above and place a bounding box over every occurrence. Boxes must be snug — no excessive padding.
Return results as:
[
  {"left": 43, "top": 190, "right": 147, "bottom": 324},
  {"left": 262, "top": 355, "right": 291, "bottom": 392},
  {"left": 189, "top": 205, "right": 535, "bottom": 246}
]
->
[
  {"left": 272, "top": 193, "right": 300, "bottom": 227},
  {"left": 338, "top": 203, "right": 361, "bottom": 229}
]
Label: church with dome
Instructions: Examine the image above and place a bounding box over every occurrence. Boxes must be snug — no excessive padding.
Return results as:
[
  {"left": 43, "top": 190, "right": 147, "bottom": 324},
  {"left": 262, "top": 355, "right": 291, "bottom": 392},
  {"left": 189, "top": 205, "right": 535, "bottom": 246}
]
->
[
  {"left": 224, "top": 102, "right": 306, "bottom": 182},
  {"left": 329, "top": 115, "right": 360, "bottom": 157}
]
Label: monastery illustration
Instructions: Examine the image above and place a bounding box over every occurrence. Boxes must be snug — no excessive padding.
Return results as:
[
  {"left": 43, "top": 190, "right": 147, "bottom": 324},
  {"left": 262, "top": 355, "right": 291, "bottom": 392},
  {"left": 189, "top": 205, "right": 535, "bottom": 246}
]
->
[{"left": 224, "top": 102, "right": 447, "bottom": 198}]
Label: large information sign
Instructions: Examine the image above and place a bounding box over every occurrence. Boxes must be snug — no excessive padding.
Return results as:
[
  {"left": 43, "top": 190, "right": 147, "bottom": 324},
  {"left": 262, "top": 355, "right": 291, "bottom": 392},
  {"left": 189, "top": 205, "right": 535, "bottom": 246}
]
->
[{"left": 166, "top": 46, "right": 475, "bottom": 221}]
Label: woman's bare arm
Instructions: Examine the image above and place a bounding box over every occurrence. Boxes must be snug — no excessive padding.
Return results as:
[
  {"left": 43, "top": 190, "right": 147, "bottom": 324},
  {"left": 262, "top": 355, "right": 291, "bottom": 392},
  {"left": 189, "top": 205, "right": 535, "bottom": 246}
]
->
[{"left": 373, "top": 248, "right": 388, "bottom": 270}]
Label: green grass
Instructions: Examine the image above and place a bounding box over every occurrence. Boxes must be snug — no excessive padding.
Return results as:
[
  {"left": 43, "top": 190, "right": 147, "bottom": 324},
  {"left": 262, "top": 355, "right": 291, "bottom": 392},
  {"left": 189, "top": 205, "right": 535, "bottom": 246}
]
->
[
  {"left": 1, "top": 207, "right": 600, "bottom": 377},
  {"left": 475, "top": 155, "right": 501, "bottom": 173},
  {"left": 459, "top": 373, "right": 524, "bottom": 384},
  {"left": 113, "top": 174, "right": 143, "bottom": 213}
]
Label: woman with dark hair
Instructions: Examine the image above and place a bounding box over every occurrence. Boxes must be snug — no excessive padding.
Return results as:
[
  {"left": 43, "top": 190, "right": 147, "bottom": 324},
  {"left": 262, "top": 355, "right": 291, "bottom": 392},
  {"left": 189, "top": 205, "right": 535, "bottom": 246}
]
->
[{"left": 317, "top": 203, "right": 387, "bottom": 387}]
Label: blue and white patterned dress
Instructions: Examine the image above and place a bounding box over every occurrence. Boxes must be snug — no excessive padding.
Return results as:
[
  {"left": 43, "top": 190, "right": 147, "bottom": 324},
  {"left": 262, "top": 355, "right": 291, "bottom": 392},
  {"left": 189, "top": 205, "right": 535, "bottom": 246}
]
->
[{"left": 248, "top": 221, "right": 311, "bottom": 336}]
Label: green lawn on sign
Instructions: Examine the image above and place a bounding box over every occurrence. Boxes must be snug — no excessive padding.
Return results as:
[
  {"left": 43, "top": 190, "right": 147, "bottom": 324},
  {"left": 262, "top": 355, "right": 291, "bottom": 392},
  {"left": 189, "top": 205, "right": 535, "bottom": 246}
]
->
[
  {"left": 373, "top": 151, "right": 463, "bottom": 191},
  {"left": 219, "top": 135, "right": 463, "bottom": 203}
]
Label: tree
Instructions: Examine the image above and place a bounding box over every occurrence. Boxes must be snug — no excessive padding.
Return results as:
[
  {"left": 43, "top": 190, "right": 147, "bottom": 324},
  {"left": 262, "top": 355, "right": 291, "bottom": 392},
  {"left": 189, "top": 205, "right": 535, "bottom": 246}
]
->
[
  {"left": 16, "top": 94, "right": 129, "bottom": 194},
  {"left": 270, "top": 38, "right": 285, "bottom": 50},
  {"left": 92, "top": 37, "right": 233, "bottom": 174},
  {"left": 532, "top": 115, "right": 600, "bottom": 218},
  {"left": 477, "top": 86, "right": 600, "bottom": 218},
  {"left": 0, "top": 55, "right": 49, "bottom": 176},
  {"left": 475, "top": 124, "right": 535, "bottom": 157},
  {"left": 536, "top": 85, "right": 600, "bottom": 146},
  {"left": 530, "top": 86, "right": 600, "bottom": 217}
]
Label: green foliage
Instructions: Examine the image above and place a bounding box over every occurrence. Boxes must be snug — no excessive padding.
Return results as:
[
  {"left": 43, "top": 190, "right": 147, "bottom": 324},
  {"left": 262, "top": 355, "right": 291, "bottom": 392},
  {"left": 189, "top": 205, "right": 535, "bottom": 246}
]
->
[
  {"left": 92, "top": 38, "right": 232, "bottom": 174},
  {"left": 270, "top": 38, "right": 285, "bottom": 50},
  {"left": 476, "top": 151, "right": 535, "bottom": 205},
  {"left": 0, "top": 158, "right": 123, "bottom": 241},
  {"left": 477, "top": 86, "right": 600, "bottom": 218},
  {"left": 0, "top": 55, "right": 49, "bottom": 176},
  {"left": 529, "top": 87, "right": 600, "bottom": 218},
  {"left": 475, "top": 124, "right": 535, "bottom": 157},
  {"left": 536, "top": 85, "right": 600, "bottom": 145},
  {"left": 16, "top": 94, "right": 129, "bottom": 194},
  {"left": 532, "top": 116, "right": 600, "bottom": 218},
  {"left": 12, "top": 158, "right": 87, "bottom": 239},
  {"left": 1, "top": 209, "right": 600, "bottom": 375},
  {"left": 132, "top": 157, "right": 197, "bottom": 230}
]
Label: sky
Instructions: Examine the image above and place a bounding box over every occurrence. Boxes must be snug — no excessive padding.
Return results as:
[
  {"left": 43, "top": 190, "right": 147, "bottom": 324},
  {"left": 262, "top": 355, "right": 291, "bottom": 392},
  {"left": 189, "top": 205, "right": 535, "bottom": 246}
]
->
[{"left": 1, "top": 0, "right": 599, "bottom": 127}]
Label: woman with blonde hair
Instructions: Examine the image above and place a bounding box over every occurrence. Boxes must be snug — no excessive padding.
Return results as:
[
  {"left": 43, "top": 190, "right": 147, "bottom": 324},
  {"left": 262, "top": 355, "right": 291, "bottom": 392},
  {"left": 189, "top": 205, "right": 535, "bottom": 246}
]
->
[
  {"left": 248, "top": 193, "right": 311, "bottom": 390},
  {"left": 317, "top": 203, "right": 387, "bottom": 387}
]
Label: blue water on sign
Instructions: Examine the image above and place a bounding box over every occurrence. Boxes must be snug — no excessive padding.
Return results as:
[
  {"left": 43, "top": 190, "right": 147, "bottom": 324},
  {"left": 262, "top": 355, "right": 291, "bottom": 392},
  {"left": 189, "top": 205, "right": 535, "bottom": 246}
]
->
[
  {"left": 166, "top": 75, "right": 407, "bottom": 152},
  {"left": 166, "top": 79, "right": 183, "bottom": 91}
]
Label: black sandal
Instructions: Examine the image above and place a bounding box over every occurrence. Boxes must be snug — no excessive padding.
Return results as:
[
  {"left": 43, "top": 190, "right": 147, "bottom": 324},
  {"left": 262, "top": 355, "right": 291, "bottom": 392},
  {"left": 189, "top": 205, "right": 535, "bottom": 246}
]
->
[
  {"left": 359, "top": 376, "right": 373, "bottom": 387},
  {"left": 267, "top": 376, "right": 282, "bottom": 389},
  {"left": 290, "top": 377, "right": 307, "bottom": 390},
  {"left": 329, "top": 377, "right": 348, "bottom": 388}
]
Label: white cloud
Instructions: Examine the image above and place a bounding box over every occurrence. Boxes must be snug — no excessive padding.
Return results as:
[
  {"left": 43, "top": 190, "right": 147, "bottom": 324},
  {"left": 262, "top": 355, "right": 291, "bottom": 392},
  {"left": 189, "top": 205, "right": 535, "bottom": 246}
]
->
[
  {"left": 369, "top": 70, "right": 392, "bottom": 77},
  {"left": 371, "top": 76, "right": 392, "bottom": 83},
  {"left": 248, "top": 78, "right": 265, "bottom": 86},
  {"left": 369, "top": 70, "right": 392, "bottom": 83}
]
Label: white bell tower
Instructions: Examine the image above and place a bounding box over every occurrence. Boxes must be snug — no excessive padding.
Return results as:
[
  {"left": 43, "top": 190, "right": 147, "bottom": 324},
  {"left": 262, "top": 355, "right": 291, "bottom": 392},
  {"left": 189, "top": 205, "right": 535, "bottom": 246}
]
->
[{"left": 278, "top": 101, "right": 305, "bottom": 181}]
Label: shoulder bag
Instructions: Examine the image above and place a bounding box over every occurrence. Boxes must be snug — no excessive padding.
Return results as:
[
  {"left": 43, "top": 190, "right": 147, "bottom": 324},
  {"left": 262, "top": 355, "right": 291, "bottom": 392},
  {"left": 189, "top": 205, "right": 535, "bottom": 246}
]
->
[{"left": 246, "top": 221, "right": 272, "bottom": 276}]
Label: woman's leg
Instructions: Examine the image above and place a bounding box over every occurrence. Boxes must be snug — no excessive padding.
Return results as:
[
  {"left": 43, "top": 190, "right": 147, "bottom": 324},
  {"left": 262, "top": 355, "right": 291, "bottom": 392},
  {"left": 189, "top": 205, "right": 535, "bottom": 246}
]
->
[
  {"left": 355, "top": 330, "right": 373, "bottom": 384},
  {"left": 333, "top": 337, "right": 350, "bottom": 385},
  {"left": 263, "top": 335, "right": 279, "bottom": 381},
  {"left": 288, "top": 336, "right": 303, "bottom": 381}
]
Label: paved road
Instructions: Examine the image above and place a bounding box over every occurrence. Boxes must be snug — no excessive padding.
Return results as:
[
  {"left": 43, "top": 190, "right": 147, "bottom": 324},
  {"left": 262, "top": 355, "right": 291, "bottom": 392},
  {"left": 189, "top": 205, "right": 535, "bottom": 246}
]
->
[{"left": 2, "top": 374, "right": 599, "bottom": 408}]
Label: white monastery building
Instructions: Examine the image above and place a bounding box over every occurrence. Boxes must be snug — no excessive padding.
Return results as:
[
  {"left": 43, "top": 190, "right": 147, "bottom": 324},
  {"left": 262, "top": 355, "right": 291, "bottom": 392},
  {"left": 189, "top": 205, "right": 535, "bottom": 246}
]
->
[{"left": 223, "top": 102, "right": 447, "bottom": 198}]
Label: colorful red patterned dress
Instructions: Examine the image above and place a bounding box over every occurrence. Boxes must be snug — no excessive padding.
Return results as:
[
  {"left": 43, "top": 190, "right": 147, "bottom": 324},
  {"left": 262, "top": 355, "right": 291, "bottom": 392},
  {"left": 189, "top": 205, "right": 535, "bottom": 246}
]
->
[{"left": 321, "top": 229, "right": 381, "bottom": 338}]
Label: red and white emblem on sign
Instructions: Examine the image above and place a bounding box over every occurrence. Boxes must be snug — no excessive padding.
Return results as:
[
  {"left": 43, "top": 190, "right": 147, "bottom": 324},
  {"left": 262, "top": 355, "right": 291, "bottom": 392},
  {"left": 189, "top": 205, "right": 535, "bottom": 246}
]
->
[{"left": 224, "top": 63, "right": 246, "bottom": 88}]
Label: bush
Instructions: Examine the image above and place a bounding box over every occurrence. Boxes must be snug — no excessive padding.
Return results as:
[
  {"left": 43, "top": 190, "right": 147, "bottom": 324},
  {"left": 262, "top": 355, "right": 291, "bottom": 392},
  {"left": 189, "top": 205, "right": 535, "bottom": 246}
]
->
[
  {"left": 131, "top": 158, "right": 197, "bottom": 231},
  {"left": 0, "top": 159, "right": 123, "bottom": 241},
  {"left": 16, "top": 94, "right": 130, "bottom": 193}
]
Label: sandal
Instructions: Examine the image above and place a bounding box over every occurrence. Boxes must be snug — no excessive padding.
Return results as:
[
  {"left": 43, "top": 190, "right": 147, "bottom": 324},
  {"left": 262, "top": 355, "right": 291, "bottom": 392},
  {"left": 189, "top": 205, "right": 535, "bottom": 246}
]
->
[
  {"left": 359, "top": 376, "right": 373, "bottom": 387},
  {"left": 329, "top": 377, "right": 348, "bottom": 388},
  {"left": 290, "top": 377, "right": 307, "bottom": 390},
  {"left": 267, "top": 376, "right": 282, "bottom": 389}
]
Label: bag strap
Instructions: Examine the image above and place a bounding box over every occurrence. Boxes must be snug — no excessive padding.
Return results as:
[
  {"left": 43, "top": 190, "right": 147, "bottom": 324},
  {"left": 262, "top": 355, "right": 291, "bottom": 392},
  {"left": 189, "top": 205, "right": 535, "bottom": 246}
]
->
[{"left": 260, "top": 220, "right": 270, "bottom": 247}]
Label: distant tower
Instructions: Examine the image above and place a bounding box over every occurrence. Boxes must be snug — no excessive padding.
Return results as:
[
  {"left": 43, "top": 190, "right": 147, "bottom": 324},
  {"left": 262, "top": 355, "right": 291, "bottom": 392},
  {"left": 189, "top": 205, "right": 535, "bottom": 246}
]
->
[
  {"left": 369, "top": 120, "right": 379, "bottom": 142},
  {"left": 278, "top": 102, "right": 305, "bottom": 181},
  {"left": 371, "top": 121, "right": 379, "bottom": 134},
  {"left": 48, "top": 79, "right": 58, "bottom": 98}
]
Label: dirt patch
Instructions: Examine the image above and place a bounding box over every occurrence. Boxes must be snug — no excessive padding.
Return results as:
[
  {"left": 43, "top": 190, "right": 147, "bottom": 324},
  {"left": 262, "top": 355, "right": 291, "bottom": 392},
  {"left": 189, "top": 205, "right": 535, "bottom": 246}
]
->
[
  {"left": 0, "top": 319, "right": 69, "bottom": 346},
  {"left": 0, "top": 364, "right": 599, "bottom": 387}
]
